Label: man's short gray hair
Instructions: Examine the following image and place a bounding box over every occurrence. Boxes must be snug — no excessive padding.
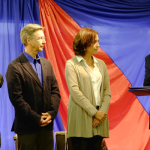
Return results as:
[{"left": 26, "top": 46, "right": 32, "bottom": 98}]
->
[{"left": 20, "top": 24, "right": 45, "bottom": 46}]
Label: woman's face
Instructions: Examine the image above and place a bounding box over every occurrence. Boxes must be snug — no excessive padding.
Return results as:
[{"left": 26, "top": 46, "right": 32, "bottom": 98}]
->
[{"left": 85, "top": 34, "right": 100, "bottom": 55}]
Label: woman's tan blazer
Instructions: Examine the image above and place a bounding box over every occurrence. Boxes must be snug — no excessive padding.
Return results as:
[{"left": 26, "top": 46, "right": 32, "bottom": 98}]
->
[{"left": 65, "top": 56, "right": 111, "bottom": 138}]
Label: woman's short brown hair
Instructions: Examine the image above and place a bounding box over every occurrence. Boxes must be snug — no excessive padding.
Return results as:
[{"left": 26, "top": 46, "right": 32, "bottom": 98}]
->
[{"left": 73, "top": 27, "right": 98, "bottom": 56}]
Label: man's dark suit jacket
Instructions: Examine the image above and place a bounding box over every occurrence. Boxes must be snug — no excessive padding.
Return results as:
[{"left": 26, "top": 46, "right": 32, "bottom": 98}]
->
[
  {"left": 144, "top": 54, "right": 150, "bottom": 86},
  {"left": 6, "top": 53, "right": 61, "bottom": 134},
  {"left": 143, "top": 54, "right": 150, "bottom": 129}
]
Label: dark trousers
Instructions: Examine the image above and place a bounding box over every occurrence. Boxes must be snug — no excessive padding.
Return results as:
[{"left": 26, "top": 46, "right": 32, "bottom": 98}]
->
[
  {"left": 18, "top": 128, "right": 53, "bottom": 150},
  {"left": 69, "top": 136, "right": 103, "bottom": 150}
]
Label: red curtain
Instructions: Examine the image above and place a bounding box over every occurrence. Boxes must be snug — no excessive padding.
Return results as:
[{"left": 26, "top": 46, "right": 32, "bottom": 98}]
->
[{"left": 38, "top": 0, "right": 150, "bottom": 149}]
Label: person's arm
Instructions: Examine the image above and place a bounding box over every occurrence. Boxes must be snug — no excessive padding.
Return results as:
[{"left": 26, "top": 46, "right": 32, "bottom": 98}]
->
[
  {"left": 6, "top": 63, "right": 41, "bottom": 125},
  {"left": 65, "top": 61, "right": 97, "bottom": 116},
  {"left": 39, "top": 62, "right": 61, "bottom": 127},
  {"left": 144, "top": 56, "right": 150, "bottom": 86},
  {"left": 99, "top": 61, "right": 111, "bottom": 114},
  {"left": 93, "top": 61, "right": 111, "bottom": 123},
  {"left": 46, "top": 62, "right": 61, "bottom": 120}
]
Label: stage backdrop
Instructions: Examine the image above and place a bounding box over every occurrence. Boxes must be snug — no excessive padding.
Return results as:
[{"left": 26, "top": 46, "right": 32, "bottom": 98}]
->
[{"left": 0, "top": 0, "right": 150, "bottom": 150}]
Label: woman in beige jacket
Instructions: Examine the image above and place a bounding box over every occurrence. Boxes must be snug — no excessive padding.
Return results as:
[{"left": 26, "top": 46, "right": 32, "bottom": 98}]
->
[{"left": 65, "top": 27, "right": 111, "bottom": 150}]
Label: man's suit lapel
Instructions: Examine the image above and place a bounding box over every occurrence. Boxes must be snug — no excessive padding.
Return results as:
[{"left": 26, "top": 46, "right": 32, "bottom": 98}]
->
[
  {"left": 19, "top": 53, "right": 43, "bottom": 88},
  {"left": 40, "top": 57, "right": 47, "bottom": 92}
]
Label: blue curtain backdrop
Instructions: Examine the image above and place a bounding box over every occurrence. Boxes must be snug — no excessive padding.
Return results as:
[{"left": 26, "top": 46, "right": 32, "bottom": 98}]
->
[
  {"left": 54, "top": 0, "right": 150, "bottom": 114},
  {"left": 1, "top": 0, "right": 150, "bottom": 149}
]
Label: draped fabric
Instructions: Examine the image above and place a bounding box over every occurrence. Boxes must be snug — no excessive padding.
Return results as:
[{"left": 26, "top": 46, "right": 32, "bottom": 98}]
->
[{"left": 0, "top": 0, "right": 150, "bottom": 150}]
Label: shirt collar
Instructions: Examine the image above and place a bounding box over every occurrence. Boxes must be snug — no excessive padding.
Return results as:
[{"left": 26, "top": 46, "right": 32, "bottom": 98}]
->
[
  {"left": 23, "top": 51, "right": 40, "bottom": 63},
  {"left": 76, "top": 55, "right": 98, "bottom": 64},
  {"left": 93, "top": 56, "right": 98, "bottom": 64},
  {"left": 36, "top": 54, "right": 40, "bottom": 62},
  {"left": 76, "top": 55, "right": 84, "bottom": 62}
]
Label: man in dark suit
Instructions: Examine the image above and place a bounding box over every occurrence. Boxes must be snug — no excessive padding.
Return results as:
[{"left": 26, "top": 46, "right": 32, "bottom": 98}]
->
[
  {"left": 144, "top": 54, "right": 150, "bottom": 86},
  {"left": 143, "top": 54, "right": 150, "bottom": 129},
  {"left": 6, "top": 24, "right": 61, "bottom": 150}
]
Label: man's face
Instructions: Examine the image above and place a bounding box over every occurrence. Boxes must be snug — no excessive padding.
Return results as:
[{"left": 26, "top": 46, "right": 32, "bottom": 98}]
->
[{"left": 30, "top": 30, "right": 46, "bottom": 52}]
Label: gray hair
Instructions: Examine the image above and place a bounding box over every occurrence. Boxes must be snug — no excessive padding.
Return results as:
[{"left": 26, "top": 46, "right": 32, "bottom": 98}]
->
[{"left": 20, "top": 24, "right": 45, "bottom": 46}]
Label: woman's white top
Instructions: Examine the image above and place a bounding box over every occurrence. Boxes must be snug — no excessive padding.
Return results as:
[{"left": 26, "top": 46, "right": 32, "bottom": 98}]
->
[{"left": 76, "top": 55, "right": 102, "bottom": 106}]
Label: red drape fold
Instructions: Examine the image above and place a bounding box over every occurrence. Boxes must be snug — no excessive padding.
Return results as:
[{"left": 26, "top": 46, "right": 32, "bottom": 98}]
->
[{"left": 38, "top": 0, "right": 150, "bottom": 149}]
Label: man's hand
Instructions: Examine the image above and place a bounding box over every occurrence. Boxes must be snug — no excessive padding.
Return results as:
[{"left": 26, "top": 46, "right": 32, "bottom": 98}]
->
[
  {"left": 39, "top": 112, "right": 52, "bottom": 127},
  {"left": 94, "top": 111, "right": 107, "bottom": 122}
]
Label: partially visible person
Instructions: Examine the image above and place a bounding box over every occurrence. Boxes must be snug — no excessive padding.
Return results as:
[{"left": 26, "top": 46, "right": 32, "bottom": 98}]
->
[
  {"left": 143, "top": 54, "right": 150, "bottom": 129},
  {"left": 65, "top": 27, "right": 111, "bottom": 150},
  {"left": 143, "top": 54, "right": 150, "bottom": 86},
  {"left": 6, "top": 24, "right": 61, "bottom": 150},
  {"left": 0, "top": 74, "right": 3, "bottom": 88},
  {"left": 0, "top": 74, "right": 3, "bottom": 148}
]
